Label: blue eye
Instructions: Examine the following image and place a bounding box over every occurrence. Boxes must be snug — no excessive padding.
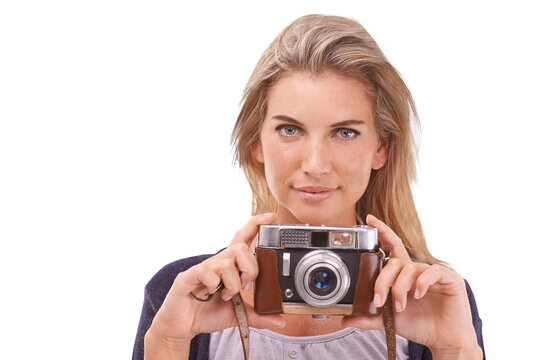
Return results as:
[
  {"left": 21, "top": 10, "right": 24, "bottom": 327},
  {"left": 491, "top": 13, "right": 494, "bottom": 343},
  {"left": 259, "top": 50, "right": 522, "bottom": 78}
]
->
[
  {"left": 277, "top": 125, "right": 298, "bottom": 137},
  {"left": 336, "top": 128, "right": 359, "bottom": 139}
]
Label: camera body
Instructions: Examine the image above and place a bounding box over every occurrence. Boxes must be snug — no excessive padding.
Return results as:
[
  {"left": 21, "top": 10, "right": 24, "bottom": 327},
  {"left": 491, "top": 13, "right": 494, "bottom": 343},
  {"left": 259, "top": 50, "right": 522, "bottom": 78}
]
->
[{"left": 254, "top": 224, "right": 383, "bottom": 317}]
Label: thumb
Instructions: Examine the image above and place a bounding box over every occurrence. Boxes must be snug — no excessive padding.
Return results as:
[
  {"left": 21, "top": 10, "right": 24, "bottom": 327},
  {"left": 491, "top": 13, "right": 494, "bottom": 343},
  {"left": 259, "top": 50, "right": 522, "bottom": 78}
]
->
[
  {"left": 230, "top": 213, "right": 277, "bottom": 246},
  {"left": 245, "top": 303, "right": 286, "bottom": 329},
  {"left": 341, "top": 314, "right": 384, "bottom": 331}
]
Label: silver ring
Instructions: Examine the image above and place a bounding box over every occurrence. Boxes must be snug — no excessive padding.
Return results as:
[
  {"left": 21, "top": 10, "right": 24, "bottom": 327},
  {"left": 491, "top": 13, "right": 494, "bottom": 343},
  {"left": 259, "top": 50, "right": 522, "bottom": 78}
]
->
[{"left": 191, "top": 281, "right": 224, "bottom": 302}]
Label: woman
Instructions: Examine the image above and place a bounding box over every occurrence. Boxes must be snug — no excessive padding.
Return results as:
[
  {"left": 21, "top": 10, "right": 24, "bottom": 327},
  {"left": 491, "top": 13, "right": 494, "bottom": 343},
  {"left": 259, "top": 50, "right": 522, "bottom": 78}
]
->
[{"left": 133, "top": 14, "right": 484, "bottom": 359}]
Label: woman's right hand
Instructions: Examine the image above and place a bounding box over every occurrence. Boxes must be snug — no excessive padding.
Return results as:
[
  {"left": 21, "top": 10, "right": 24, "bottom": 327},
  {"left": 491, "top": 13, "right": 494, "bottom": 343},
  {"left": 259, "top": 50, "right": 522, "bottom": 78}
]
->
[{"left": 145, "top": 213, "right": 285, "bottom": 355}]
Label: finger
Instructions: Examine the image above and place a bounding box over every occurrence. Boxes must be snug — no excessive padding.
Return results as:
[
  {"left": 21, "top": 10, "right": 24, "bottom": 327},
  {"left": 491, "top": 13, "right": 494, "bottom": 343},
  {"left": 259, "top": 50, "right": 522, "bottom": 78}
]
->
[
  {"left": 373, "top": 258, "right": 406, "bottom": 307},
  {"left": 391, "top": 262, "right": 428, "bottom": 312},
  {"left": 219, "top": 261, "right": 243, "bottom": 301},
  {"left": 414, "top": 264, "right": 461, "bottom": 299},
  {"left": 227, "top": 243, "right": 259, "bottom": 290},
  {"left": 366, "top": 214, "right": 410, "bottom": 260},
  {"left": 341, "top": 314, "right": 383, "bottom": 330},
  {"left": 177, "top": 264, "right": 221, "bottom": 297},
  {"left": 197, "top": 268, "right": 222, "bottom": 295},
  {"left": 244, "top": 303, "right": 286, "bottom": 329},
  {"left": 230, "top": 213, "right": 276, "bottom": 246}
]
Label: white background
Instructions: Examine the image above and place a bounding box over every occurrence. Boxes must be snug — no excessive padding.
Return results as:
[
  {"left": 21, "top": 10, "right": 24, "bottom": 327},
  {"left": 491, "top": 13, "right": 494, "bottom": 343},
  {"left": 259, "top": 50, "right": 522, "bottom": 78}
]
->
[{"left": 1, "top": 1, "right": 538, "bottom": 359}]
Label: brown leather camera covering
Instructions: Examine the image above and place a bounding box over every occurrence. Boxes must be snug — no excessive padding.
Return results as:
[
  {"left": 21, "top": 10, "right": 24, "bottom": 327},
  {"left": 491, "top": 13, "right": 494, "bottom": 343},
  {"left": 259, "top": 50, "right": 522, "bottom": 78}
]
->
[
  {"left": 255, "top": 248, "right": 381, "bottom": 315},
  {"left": 254, "top": 248, "right": 283, "bottom": 313},
  {"left": 352, "top": 251, "right": 381, "bottom": 316}
]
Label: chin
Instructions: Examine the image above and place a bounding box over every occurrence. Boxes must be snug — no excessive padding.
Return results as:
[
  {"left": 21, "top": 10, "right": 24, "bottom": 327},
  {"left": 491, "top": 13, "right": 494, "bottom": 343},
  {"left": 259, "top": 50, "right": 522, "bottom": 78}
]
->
[{"left": 292, "top": 209, "right": 349, "bottom": 227}]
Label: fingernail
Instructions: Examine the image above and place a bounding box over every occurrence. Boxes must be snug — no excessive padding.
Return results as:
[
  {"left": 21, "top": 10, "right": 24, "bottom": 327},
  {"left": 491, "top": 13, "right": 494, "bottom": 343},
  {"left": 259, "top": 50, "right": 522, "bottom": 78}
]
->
[
  {"left": 373, "top": 293, "right": 381, "bottom": 307},
  {"left": 243, "top": 281, "right": 252, "bottom": 291},
  {"left": 414, "top": 289, "right": 420, "bottom": 299},
  {"left": 223, "top": 295, "right": 232, "bottom": 301},
  {"left": 394, "top": 300, "right": 402, "bottom": 312}
]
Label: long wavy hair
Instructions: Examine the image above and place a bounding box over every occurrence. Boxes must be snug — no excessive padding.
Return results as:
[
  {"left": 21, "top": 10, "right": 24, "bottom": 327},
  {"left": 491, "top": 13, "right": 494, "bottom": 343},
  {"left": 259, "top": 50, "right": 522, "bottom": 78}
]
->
[{"left": 231, "top": 14, "right": 440, "bottom": 264}]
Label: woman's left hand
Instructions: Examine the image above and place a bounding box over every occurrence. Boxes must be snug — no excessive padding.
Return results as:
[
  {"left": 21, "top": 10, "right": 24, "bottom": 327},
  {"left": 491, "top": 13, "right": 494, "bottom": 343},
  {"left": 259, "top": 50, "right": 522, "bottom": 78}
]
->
[{"left": 342, "top": 215, "right": 483, "bottom": 359}]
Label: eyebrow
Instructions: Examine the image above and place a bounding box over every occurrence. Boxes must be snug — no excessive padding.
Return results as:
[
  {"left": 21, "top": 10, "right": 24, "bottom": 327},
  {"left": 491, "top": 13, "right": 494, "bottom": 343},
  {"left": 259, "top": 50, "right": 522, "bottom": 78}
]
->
[{"left": 271, "top": 115, "right": 365, "bottom": 127}]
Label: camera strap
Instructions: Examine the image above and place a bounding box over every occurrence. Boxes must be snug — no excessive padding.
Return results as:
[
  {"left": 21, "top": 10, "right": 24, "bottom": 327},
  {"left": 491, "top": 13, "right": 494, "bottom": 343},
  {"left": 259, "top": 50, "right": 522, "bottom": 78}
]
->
[
  {"left": 381, "top": 250, "right": 396, "bottom": 360},
  {"left": 231, "top": 293, "right": 251, "bottom": 359},
  {"left": 191, "top": 287, "right": 251, "bottom": 357},
  {"left": 382, "top": 288, "right": 397, "bottom": 360}
]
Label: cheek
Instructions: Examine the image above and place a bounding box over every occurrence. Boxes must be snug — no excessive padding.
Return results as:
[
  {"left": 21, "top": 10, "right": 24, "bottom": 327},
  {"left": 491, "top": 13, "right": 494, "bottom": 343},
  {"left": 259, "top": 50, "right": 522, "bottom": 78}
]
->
[
  {"left": 261, "top": 145, "right": 297, "bottom": 188},
  {"left": 337, "top": 154, "right": 374, "bottom": 195}
]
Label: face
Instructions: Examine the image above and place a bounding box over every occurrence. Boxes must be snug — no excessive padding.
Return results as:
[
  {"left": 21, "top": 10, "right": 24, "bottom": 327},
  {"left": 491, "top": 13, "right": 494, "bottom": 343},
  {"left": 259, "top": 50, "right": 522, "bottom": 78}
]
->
[{"left": 252, "top": 70, "right": 388, "bottom": 226}]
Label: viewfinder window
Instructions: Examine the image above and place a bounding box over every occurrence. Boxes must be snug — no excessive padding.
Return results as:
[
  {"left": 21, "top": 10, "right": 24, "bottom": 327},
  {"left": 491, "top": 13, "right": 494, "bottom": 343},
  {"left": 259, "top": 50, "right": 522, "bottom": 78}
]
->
[
  {"left": 311, "top": 232, "right": 328, "bottom": 247},
  {"left": 330, "top": 231, "right": 354, "bottom": 247}
]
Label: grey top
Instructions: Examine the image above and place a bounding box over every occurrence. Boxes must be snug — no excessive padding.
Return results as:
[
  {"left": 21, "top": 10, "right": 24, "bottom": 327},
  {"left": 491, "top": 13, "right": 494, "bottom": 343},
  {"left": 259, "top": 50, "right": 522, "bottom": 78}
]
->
[{"left": 209, "top": 327, "right": 408, "bottom": 359}]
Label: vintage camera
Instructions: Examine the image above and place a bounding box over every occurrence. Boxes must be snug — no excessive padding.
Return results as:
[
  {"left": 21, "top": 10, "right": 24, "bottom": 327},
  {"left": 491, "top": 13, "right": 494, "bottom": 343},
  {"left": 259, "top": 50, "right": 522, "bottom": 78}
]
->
[{"left": 254, "top": 224, "right": 383, "bottom": 317}]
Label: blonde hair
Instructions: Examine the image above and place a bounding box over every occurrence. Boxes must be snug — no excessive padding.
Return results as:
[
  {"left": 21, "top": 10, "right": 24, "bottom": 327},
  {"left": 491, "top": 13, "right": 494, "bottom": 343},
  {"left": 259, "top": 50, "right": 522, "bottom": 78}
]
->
[{"left": 232, "top": 14, "right": 440, "bottom": 264}]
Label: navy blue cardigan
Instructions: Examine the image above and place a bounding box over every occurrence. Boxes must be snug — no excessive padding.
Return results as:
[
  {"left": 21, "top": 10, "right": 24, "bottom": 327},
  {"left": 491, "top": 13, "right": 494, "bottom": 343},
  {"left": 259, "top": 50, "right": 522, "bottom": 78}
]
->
[{"left": 133, "top": 254, "right": 485, "bottom": 359}]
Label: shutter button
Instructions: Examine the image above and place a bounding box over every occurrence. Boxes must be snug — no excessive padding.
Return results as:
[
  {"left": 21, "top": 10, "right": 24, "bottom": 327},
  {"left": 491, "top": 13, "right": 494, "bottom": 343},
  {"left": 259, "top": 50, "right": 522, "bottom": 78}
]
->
[{"left": 288, "top": 348, "right": 298, "bottom": 358}]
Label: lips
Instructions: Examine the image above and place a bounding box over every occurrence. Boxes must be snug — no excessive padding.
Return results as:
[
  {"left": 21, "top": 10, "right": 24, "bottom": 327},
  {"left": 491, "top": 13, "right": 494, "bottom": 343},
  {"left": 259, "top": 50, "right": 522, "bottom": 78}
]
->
[{"left": 294, "top": 186, "right": 337, "bottom": 202}]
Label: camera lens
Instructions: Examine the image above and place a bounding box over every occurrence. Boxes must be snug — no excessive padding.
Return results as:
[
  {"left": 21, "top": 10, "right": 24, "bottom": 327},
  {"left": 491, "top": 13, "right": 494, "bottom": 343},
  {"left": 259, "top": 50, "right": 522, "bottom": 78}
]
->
[
  {"left": 308, "top": 267, "right": 337, "bottom": 295},
  {"left": 294, "top": 250, "right": 350, "bottom": 307}
]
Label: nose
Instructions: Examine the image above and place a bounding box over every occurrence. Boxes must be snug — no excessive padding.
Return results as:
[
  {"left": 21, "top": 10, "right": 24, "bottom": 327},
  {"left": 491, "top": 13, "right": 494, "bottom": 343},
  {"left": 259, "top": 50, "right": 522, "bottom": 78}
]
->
[{"left": 301, "top": 139, "right": 332, "bottom": 178}]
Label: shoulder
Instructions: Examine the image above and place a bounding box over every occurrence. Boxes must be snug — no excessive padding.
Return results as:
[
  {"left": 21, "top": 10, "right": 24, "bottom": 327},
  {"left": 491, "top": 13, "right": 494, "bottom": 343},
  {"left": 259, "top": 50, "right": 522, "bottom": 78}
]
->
[
  {"left": 464, "top": 279, "right": 480, "bottom": 315},
  {"left": 144, "top": 253, "right": 216, "bottom": 312},
  {"left": 463, "top": 279, "right": 484, "bottom": 356},
  {"left": 147, "top": 254, "right": 215, "bottom": 289}
]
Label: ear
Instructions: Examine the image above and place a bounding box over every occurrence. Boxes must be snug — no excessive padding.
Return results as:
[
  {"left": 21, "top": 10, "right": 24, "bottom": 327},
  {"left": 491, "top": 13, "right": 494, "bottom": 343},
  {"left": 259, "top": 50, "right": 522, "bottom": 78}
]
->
[
  {"left": 251, "top": 141, "right": 264, "bottom": 164},
  {"left": 372, "top": 140, "right": 388, "bottom": 170}
]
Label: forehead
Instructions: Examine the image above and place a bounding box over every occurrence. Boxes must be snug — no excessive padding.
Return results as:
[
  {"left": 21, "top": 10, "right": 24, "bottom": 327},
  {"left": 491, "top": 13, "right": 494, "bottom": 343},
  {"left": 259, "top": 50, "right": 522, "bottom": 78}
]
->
[{"left": 266, "top": 70, "right": 374, "bottom": 122}]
